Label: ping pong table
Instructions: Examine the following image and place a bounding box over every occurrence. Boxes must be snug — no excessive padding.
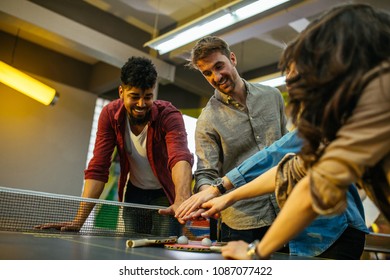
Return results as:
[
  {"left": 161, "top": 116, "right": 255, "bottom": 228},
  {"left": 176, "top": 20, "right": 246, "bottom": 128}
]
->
[
  {"left": 0, "top": 230, "right": 318, "bottom": 260},
  {"left": 0, "top": 186, "right": 319, "bottom": 260}
]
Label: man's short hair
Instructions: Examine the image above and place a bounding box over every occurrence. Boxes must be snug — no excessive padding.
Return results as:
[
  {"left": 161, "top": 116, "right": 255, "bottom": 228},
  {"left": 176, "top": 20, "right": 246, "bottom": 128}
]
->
[
  {"left": 121, "top": 56, "right": 157, "bottom": 89},
  {"left": 186, "top": 36, "right": 231, "bottom": 70}
]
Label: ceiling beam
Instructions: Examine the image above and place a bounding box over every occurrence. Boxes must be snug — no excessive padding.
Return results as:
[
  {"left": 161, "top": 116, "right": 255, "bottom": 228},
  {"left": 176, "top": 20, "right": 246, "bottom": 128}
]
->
[
  {"left": 0, "top": 0, "right": 175, "bottom": 83},
  {"left": 219, "top": 0, "right": 343, "bottom": 46}
]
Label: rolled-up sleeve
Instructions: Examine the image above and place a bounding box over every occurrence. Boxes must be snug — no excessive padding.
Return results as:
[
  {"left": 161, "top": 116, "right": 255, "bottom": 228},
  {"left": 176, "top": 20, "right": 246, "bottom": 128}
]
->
[
  {"left": 84, "top": 105, "right": 117, "bottom": 182},
  {"left": 275, "top": 154, "right": 307, "bottom": 208},
  {"left": 227, "top": 131, "right": 303, "bottom": 187},
  {"left": 163, "top": 109, "right": 194, "bottom": 169}
]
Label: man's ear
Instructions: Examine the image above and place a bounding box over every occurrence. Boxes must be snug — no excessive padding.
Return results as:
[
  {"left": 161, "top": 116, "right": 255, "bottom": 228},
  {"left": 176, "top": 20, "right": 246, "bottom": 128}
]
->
[
  {"left": 118, "top": 85, "right": 123, "bottom": 99},
  {"left": 229, "top": 52, "right": 237, "bottom": 67}
]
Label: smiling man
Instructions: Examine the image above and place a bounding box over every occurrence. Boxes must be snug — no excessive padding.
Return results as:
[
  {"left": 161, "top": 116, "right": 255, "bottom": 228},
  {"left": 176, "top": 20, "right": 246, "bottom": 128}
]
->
[
  {"left": 183, "top": 36, "right": 288, "bottom": 243},
  {"left": 36, "top": 57, "right": 193, "bottom": 236}
]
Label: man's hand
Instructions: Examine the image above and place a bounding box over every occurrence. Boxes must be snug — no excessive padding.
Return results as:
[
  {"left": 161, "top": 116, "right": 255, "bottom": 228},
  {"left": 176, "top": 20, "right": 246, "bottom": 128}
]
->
[
  {"left": 34, "top": 221, "right": 82, "bottom": 232},
  {"left": 158, "top": 202, "right": 187, "bottom": 224},
  {"left": 181, "top": 207, "right": 221, "bottom": 221},
  {"left": 174, "top": 186, "right": 219, "bottom": 220}
]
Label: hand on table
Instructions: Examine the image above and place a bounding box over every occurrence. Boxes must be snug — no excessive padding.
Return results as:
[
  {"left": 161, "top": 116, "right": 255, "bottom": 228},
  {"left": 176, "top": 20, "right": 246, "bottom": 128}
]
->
[
  {"left": 34, "top": 221, "right": 82, "bottom": 232},
  {"left": 221, "top": 240, "right": 250, "bottom": 260}
]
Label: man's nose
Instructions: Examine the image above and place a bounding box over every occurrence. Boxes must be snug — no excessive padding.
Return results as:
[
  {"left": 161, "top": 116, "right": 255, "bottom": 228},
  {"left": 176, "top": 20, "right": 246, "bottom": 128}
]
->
[
  {"left": 137, "top": 98, "right": 145, "bottom": 107},
  {"left": 213, "top": 72, "right": 222, "bottom": 84}
]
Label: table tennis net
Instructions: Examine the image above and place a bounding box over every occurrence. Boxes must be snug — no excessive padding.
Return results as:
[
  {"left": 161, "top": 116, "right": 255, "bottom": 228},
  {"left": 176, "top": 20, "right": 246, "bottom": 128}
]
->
[{"left": 0, "top": 186, "right": 180, "bottom": 238}]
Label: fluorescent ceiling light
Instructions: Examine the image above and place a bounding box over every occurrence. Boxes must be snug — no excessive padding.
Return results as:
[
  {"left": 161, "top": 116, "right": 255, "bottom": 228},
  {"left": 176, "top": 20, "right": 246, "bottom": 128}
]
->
[
  {"left": 258, "top": 76, "right": 286, "bottom": 87},
  {"left": 0, "top": 61, "right": 58, "bottom": 106},
  {"left": 235, "top": 0, "right": 288, "bottom": 19},
  {"left": 145, "top": 0, "right": 290, "bottom": 54},
  {"left": 250, "top": 72, "right": 286, "bottom": 88},
  {"left": 288, "top": 18, "right": 310, "bottom": 33},
  {"left": 154, "top": 14, "right": 235, "bottom": 55}
]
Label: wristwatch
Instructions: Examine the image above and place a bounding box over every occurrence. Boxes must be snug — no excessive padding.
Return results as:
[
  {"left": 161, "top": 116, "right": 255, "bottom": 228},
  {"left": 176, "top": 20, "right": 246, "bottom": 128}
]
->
[
  {"left": 211, "top": 177, "right": 227, "bottom": 195},
  {"left": 247, "top": 240, "right": 261, "bottom": 260}
]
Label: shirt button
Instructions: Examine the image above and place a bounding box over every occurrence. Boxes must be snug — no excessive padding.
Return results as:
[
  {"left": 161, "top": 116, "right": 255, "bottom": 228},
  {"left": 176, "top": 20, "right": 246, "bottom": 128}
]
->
[{"left": 256, "top": 136, "right": 260, "bottom": 139}]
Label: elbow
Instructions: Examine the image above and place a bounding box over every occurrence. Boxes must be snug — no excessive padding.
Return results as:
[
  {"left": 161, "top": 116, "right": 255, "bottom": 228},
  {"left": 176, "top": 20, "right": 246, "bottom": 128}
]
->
[{"left": 309, "top": 172, "right": 348, "bottom": 215}]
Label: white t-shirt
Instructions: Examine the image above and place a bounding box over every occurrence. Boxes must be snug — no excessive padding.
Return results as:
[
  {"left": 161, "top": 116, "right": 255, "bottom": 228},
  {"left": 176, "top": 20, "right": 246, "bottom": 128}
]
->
[{"left": 124, "top": 116, "right": 162, "bottom": 190}]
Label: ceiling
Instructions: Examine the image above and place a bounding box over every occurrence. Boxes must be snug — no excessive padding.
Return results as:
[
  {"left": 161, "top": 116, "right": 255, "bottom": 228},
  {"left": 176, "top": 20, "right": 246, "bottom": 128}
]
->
[{"left": 1, "top": 0, "right": 390, "bottom": 101}]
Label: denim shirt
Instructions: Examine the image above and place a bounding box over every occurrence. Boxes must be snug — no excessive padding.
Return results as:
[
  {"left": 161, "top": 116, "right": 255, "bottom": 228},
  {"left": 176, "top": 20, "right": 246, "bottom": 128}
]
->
[{"left": 226, "top": 130, "right": 369, "bottom": 257}]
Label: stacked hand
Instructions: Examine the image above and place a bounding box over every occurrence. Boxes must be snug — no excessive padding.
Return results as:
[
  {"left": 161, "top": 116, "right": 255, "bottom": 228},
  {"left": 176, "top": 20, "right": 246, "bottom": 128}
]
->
[
  {"left": 173, "top": 186, "right": 217, "bottom": 221},
  {"left": 158, "top": 200, "right": 188, "bottom": 224},
  {"left": 174, "top": 185, "right": 238, "bottom": 221}
]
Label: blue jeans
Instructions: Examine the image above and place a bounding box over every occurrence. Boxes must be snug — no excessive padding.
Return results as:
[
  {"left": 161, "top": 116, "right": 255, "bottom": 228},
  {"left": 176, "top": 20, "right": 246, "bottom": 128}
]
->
[
  {"left": 123, "top": 182, "right": 181, "bottom": 237},
  {"left": 221, "top": 223, "right": 289, "bottom": 253},
  {"left": 220, "top": 222, "right": 270, "bottom": 243},
  {"left": 318, "top": 226, "right": 366, "bottom": 259}
]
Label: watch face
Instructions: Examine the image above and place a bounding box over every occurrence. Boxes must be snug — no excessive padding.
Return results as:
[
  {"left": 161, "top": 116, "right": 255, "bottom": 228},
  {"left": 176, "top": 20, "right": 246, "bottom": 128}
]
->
[
  {"left": 248, "top": 243, "right": 256, "bottom": 252},
  {"left": 213, "top": 178, "right": 226, "bottom": 194},
  {"left": 214, "top": 178, "right": 223, "bottom": 185},
  {"left": 247, "top": 240, "right": 260, "bottom": 259}
]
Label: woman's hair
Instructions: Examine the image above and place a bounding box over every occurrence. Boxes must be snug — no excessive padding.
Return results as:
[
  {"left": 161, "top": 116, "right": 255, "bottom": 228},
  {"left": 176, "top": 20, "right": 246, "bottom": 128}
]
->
[{"left": 279, "top": 3, "right": 390, "bottom": 166}]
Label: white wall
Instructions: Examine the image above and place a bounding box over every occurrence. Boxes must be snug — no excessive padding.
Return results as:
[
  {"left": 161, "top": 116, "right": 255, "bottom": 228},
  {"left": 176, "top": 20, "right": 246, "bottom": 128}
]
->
[
  {"left": 0, "top": 75, "right": 97, "bottom": 196},
  {"left": 182, "top": 114, "right": 198, "bottom": 173}
]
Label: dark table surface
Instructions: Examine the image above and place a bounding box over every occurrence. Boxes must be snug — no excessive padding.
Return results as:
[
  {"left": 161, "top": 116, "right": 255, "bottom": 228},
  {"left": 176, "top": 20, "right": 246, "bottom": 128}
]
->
[{"left": 0, "top": 230, "right": 318, "bottom": 260}]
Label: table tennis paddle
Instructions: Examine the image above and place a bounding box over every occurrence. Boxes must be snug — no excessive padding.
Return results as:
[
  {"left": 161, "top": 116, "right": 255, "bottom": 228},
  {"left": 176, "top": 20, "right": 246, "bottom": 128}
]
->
[
  {"left": 126, "top": 236, "right": 177, "bottom": 248},
  {"left": 164, "top": 240, "right": 223, "bottom": 253}
]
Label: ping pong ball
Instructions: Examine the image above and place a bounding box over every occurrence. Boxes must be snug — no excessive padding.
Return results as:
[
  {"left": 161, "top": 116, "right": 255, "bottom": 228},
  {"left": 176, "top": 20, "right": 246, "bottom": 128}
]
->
[
  {"left": 177, "top": 235, "right": 189, "bottom": 244},
  {"left": 201, "top": 237, "right": 212, "bottom": 246}
]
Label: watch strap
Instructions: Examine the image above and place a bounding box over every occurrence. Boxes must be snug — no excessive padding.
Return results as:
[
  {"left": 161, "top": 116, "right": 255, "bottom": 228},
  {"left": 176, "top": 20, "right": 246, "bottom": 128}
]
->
[
  {"left": 247, "top": 240, "right": 260, "bottom": 260},
  {"left": 212, "top": 178, "right": 226, "bottom": 194}
]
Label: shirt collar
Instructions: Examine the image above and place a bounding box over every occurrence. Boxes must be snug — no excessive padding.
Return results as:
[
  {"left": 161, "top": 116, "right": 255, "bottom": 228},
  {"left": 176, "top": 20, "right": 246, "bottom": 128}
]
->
[{"left": 214, "top": 79, "right": 249, "bottom": 110}]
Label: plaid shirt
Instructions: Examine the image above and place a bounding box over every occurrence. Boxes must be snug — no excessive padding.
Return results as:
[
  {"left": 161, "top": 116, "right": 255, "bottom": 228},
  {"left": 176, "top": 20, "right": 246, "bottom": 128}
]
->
[{"left": 84, "top": 99, "right": 193, "bottom": 202}]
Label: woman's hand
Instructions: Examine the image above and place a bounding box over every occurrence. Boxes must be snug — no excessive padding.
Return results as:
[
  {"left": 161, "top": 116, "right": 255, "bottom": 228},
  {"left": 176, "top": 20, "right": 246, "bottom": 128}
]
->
[
  {"left": 221, "top": 241, "right": 250, "bottom": 260},
  {"left": 200, "top": 192, "right": 235, "bottom": 219}
]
